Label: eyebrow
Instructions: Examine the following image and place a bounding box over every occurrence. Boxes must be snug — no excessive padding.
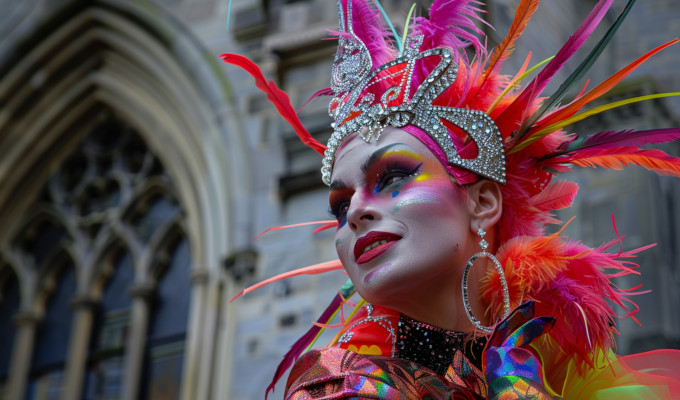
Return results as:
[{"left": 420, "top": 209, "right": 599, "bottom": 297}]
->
[
  {"left": 329, "top": 180, "right": 348, "bottom": 191},
  {"left": 360, "top": 143, "right": 404, "bottom": 173},
  {"left": 329, "top": 142, "right": 411, "bottom": 189}
]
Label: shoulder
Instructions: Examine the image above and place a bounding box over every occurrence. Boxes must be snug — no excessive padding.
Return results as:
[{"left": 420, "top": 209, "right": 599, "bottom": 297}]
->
[{"left": 285, "top": 347, "right": 482, "bottom": 399}]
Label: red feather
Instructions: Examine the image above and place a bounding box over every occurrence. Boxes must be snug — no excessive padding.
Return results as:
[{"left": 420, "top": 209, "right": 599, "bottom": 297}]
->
[
  {"left": 529, "top": 181, "right": 578, "bottom": 212},
  {"left": 220, "top": 53, "right": 326, "bottom": 155},
  {"left": 230, "top": 260, "right": 343, "bottom": 302}
]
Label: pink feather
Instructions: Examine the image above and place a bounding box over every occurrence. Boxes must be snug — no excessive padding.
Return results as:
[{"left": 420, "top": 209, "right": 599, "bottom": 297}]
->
[
  {"left": 484, "top": 230, "right": 653, "bottom": 369},
  {"left": 339, "top": 0, "right": 396, "bottom": 68},
  {"left": 297, "top": 87, "right": 334, "bottom": 113},
  {"left": 413, "top": 0, "right": 487, "bottom": 56},
  {"left": 559, "top": 128, "right": 680, "bottom": 153},
  {"left": 529, "top": 180, "right": 578, "bottom": 212},
  {"left": 409, "top": 0, "right": 488, "bottom": 106},
  {"left": 497, "top": 0, "right": 614, "bottom": 137}
]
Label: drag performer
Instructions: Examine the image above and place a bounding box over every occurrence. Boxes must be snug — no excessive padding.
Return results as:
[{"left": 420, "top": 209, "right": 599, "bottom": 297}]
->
[{"left": 224, "top": 0, "right": 680, "bottom": 398}]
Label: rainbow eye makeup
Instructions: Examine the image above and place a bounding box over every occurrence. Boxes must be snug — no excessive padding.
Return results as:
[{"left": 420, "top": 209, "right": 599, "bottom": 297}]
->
[
  {"left": 328, "top": 144, "right": 425, "bottom": 227},
  {"left": 329, "top": 191, "right": 351, "bottom": 228},
  {"left": 374, "top": 162, "right": 423, "bottom": 193}
]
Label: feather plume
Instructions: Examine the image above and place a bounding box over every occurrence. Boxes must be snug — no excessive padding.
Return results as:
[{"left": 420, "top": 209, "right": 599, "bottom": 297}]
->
[
  {"left": 253, "top": 220, "right": 337, "bottom": 240},
  {"left": 340, "top": 0, "right": 397, "bottom": 67},
  {"left": 566, "top": 147, "right": 680, "bottom": 177},
  {"left": 511, "top": 92, "right": 680, "bottom": 153},
  {"left": 482, "top": 227, "right": 652, "bottom": 367},
  {"left": 559, "top": 128, "right": 680, "bottom": 154},
  {"left": 220, "top": 53, "right": 326, "bottom": 154},
  {"left": 484, "top": 0, "right": 540, "bottom": 76},
  {"left": 529, "top": 181, "right": 578, "bottom": 212},
  {"left": 266, "top": 280, "right": 354, "bottom": 399},
  {"left": 487, "top": 54, "right": 553, "bottom": 114},
  {"left": 412, "top": 0, "right": 487, "bottom": 56},
  {"left": 519, "top": 0, "right": 637, "bottom": 134},
  {"left": 531, "top": 38, "right": 679, "bottom": 133},
  {"left": 230, "top": 260, "right": 343, "bottom": 302},
  {"left": 497, "top": 0, "right": 614, "bottom": 139},
  {"left": 298, "top": 87, "right": 333, "bottom": 113},
  {"left": 313, "top": 222, "right": 339, "bottom": 233}
]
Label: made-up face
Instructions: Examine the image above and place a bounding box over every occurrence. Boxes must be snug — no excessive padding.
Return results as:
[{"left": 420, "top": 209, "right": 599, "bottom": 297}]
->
[{"left": 329, "top": 127, "right": 478, "bottom": 311}]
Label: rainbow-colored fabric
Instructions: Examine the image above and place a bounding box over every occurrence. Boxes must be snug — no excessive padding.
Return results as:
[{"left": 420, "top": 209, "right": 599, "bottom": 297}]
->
[{"left": 286, "top": 302, "right": 680, "bottom": 399}]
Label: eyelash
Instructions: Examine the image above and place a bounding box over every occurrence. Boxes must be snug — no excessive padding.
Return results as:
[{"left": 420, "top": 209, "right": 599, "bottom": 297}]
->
[
  {"left": 375, "top": 162, "right": 421, "bottom": 192},
  {"left": 328, "top": 201, "right": 349, "bottom": 220},
  {"left": 328, "top": 162, "right": 422, "bottom": 221}
]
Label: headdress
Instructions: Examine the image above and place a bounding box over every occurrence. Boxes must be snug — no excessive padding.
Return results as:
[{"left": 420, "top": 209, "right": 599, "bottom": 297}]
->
[
  {"left": 222, "top": 0, "right": 680, "bottom": 396},
  {"left": 322, "top": 0, "right": 505, "bottom": 185}
]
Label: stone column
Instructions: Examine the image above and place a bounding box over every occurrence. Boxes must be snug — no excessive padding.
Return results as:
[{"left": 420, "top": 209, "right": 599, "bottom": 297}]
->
[
  {"left": 196, "top": 274, "right": 219, "bottom": 400},
  {"left": 180, "top": 267, "right": 209, "bottom": 400},
  {"left": 6, "top": 310, "right": 40, "bottom": 400},
  {"left": 60, "top": 295, "right": 97, "bottom": 400},
  {"left": 121, "top": 282, "right": 155, "bottom": 400}
]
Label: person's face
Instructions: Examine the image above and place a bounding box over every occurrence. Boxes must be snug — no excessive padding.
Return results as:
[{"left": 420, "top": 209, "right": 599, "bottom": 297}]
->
[{"left": 329, "top": 127, "right": 476, "bottom": 309}]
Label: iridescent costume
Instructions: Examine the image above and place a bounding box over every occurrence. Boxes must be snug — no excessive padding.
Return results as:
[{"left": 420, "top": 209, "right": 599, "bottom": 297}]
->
[{"left": 222, "top": 0, "right": 680, "bottom": 398}]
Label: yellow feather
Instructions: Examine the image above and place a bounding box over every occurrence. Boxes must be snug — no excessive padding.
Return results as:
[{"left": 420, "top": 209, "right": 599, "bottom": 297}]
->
[
  {"left": 509, "top": 92, "right": 680, "bottom": 153},
  {"left": 487, "top": 56, "right": 555, "bottom": 113},
  {"left": 327, "top": 299, "right": 366, "bottom": 347}
]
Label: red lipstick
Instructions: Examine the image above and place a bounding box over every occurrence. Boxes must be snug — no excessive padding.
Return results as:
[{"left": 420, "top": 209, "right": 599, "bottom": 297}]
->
[{"left": 354, "top": 231, "right": 401, "bottom": 264}]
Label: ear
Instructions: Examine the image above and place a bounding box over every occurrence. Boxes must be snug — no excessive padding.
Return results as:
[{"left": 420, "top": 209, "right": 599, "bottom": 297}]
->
[{"left": 466, "top": 179, "right": 502, "bottom": 232}]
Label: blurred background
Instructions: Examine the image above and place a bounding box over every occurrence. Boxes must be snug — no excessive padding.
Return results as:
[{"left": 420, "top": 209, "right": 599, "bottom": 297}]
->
[{"left": 0, "top": 0, "right": 678, "bottom": 399}]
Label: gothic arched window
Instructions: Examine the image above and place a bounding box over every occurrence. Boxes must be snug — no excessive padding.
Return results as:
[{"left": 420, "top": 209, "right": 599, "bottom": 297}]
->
[{"left": 5, "top": 114, "right": 192, "bottom": 400}]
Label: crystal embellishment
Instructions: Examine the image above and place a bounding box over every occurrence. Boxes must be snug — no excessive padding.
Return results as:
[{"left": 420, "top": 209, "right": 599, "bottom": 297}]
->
[{"left": 322, "top": 0, "right": 506, "bottom": 186}]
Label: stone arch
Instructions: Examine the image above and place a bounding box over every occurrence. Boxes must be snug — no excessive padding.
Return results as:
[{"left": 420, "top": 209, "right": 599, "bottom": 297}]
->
[
  {"left": 0, "top": 3, "right": 246, "bottom": 398},
  {"left": 0, "top": 1, "right": 248, "bottom": 274}
]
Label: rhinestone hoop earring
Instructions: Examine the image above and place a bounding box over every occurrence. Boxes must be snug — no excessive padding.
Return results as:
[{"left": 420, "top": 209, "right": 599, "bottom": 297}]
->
[{"left": 462, "top": 228, "right": 511, "bottom": 333}]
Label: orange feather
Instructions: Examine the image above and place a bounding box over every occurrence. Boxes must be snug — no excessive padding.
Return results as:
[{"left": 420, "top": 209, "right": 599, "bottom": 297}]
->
[
  {"left": 569, "top": 148, "right": 680, "bottom": 177},
  {"left": 253, "top": 220, "right": 337, "bottom": 240},
  {"left": 531, "top": 38, "right": 679, "bottom": 132},
  {"left": 230, "top": 260, "right": 343, "bottom": 302},
  {"left": 485, "top": 0, "right": 540, "bottom": 76}
]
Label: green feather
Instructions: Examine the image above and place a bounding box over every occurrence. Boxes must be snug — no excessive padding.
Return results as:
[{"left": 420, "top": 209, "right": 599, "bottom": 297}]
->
[
  {"left": 372, "top": 0, "right": 403, "bottom": 54},
  {"left": 516, "top": 0, "right": 637, "bottom": 139}
]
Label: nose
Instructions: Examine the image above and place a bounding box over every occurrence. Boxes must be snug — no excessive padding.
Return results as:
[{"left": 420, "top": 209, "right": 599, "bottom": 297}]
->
[{"left": 346, "top": 191, "right": 379, "bottom": 231}]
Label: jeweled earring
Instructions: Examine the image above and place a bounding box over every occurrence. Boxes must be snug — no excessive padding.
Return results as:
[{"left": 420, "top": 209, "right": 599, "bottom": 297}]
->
[{"left": 462, "top": 227, "right": 510, "bottom": 333}]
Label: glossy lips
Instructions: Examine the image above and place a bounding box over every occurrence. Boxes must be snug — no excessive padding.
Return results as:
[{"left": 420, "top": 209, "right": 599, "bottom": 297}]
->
[{"left": 354, "top": 231, "right": 401, "bottom": 264}]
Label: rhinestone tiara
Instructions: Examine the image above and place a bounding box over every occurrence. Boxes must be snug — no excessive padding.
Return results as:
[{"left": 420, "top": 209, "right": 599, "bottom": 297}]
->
[{"left": 322, "top": 0, "right": 506, "bottom": 186}]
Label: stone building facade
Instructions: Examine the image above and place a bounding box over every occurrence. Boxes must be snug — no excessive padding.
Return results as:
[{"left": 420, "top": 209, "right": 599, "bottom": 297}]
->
[{"left": 0, "top": 0, "right": 678, "bottom": 399}]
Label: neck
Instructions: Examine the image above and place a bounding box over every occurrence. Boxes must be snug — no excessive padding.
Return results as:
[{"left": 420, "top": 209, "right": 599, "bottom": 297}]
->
[{"left": 387, "top": 260, "right": 489, "bottom": 332}]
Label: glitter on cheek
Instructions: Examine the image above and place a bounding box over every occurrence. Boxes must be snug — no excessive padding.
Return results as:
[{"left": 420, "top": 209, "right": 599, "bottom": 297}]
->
[{"left": 390, "top": 195, "right": 440, "bottom": 214}]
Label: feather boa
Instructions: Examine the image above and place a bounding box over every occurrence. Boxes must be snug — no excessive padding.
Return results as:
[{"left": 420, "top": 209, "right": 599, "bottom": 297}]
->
[{"left": 481, "top": 226, "right": 654, "bottom": 369}]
